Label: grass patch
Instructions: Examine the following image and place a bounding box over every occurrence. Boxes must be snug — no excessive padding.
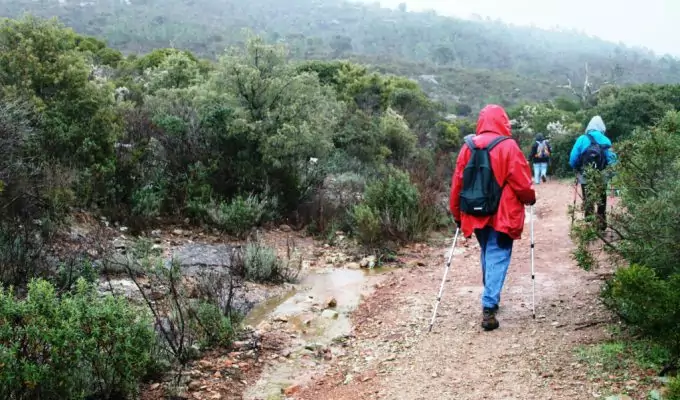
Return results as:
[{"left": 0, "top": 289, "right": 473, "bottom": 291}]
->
[{"left": 575, "top": 338, "right": 670, "bottom": 383}]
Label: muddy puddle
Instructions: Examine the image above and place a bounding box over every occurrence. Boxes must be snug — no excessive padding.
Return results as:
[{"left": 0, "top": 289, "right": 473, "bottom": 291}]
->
[{"left": 243, "top": 267, "right": 390, "bottom": 399}]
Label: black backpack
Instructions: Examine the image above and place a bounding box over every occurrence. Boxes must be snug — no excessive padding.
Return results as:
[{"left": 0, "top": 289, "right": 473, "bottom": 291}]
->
[
  {"left": 578, "top": 133, "right": 608, "bottom": 171},
  {"left": 459, "top": 134, "right": 508, "bottom": 216}
]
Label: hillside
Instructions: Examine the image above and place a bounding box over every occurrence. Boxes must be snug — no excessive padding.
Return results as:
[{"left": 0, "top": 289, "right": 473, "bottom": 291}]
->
[{"left": 2, "top": 0, "right": 680, "bottom": 108}]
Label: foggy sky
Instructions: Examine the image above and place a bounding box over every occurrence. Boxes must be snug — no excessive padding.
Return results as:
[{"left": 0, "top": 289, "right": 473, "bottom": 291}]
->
[{"left": 370, "top": 0, "right": 679, "bottom": 56}]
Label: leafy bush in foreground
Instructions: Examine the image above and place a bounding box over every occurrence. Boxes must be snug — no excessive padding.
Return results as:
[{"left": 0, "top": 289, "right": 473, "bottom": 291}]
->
[
  {"left": 573, "top": 111, "right": 680, "bottom": 371},
  {"left": 602, "top": 265, "right": 680, "bottom": 360},
  {"left": 0, "top": 279, "right": 155, "bottom": 400}
]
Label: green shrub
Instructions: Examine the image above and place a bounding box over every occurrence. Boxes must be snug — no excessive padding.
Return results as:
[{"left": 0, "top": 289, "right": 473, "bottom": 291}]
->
[
  {"left": 571, "top": 112, "right": 680, "bottom": 370},
  {"left": 132, "top": 184, "right": 167, "bottom": 219},
  {"left": 188, "top": 301, "right": 235, "bottom": 348},
  {"left": 548, "top": 131, "right": 580, "bottom": 178},
  {"left": 601, "top": 265, "right": 680, "bottom": 360},
  {"left": 55, "top": 258, "right": 98, "bottom": 292},
  {"left": 0, "top": 279, "right": 156, "bottom": 400},
  {"left": 243, "top": 241, "right": 300, "bottom": 283},
  {"left": 668, "top": 376, "right": 680, "bottom": 400},
  {"left": 352, "top": 204, "right": 381, "bottom": 245},
  {"left": 352, "top": 168, "right": 432, "bottom": 246},
  {"left": 204, "top": 194, "right": 277, "bottom": 238}
]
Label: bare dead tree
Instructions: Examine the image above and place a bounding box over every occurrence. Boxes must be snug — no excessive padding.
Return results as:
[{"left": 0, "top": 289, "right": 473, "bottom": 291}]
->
[{"left": 558, "top": 62, "right": 619, "bottom": 107}]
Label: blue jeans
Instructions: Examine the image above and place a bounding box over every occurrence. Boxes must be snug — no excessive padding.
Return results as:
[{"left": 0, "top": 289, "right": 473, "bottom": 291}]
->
[
  {"left": 475, "top": 226, "right": 514, "bottom": 309},
  {"left": 533, "top": 162, "right": 548, "bottom": 184}
]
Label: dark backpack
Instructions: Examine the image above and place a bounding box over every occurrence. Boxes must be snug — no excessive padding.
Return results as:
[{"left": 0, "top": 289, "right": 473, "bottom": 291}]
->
[
  {"left": 459, "top": 134, "right": 508, "bottom": 216},
  {"left": 578, "top": 133, "right": 608, "bottom": 171}
]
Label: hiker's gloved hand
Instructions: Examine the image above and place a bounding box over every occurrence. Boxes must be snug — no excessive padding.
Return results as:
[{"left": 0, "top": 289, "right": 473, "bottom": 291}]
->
[
  {"left": 454, "top": 220, "right": 461, "bottom": 229},
  {"left": 525, "top": 198, "right": 536, "bottom": 206}
]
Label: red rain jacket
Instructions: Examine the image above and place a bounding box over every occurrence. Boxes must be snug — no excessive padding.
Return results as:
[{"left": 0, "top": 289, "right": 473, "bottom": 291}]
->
[{"left": 449, "top": 105, "right": 536, "bottom": 240}]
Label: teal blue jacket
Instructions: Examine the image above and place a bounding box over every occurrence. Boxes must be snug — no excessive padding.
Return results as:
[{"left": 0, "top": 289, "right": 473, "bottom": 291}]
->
[{"left": 569, "top": 116, "right": 618, "bottom": 170}]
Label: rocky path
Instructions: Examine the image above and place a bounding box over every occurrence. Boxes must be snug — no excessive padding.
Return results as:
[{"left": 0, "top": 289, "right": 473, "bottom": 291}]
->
[{"left": 293, "top": 181, "right": 617, "bottom": 400}]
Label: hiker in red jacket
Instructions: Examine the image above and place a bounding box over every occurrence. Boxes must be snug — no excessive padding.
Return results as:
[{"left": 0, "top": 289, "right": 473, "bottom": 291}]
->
[{"left": 449, "top": 104, "right": 536, "bottom": 331}]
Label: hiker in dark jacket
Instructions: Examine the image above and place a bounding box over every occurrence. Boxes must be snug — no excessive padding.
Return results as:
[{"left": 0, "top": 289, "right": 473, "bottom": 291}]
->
[
  {"left": 569, "top": 116, "right": 618, "bottom": 229},
  {"left": 529, "top": 133, "right": 551, "bottom": 184},
  {"left": 450, "top": 105, "right": 536, "bottom": 331}
]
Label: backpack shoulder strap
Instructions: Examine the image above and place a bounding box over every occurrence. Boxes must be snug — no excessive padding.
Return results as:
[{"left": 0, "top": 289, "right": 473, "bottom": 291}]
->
[
  {"left": 486, "top": 136, "right": 509, "bottom": 152},
  {"left": 464, "top": 134, "right": 476, "bottom": 150},
  {"left": 585, "top": 133, "right": 598, "bottom": 145}
]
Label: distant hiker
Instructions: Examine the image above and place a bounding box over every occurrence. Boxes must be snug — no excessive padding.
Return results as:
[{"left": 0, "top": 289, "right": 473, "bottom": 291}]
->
[
  {"left": 449, "top": 104, "right": 536, "bottom": 331},
  {"left": 529, "top": 133, "right": 551, "bottom": 184},
  {"left": 569, "top": 115, "right": 617, "bottom": 229}
]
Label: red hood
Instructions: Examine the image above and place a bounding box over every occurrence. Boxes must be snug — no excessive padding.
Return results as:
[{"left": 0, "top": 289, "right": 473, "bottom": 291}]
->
[{"left": 475, "top": 104, "right": 512, "bottom": 137}]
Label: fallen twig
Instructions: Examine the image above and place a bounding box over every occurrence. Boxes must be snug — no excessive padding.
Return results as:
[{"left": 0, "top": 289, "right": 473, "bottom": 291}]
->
[{"left": 573, "top": 320, "right": 611, "bottom": 331}]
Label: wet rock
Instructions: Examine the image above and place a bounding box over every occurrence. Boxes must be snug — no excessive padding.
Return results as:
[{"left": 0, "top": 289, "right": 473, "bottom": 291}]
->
[
  {"left": 172, "top": 229, "right": 184, "bottom": 236},
  {"left": 188, "top": 381, "right": 202, "bottom": 391},
  {"left": 151, "top": 229, "right": 162, "bottom": 237},
  {"left": 283, "top": 384, "right": 301, "bottom": 396},
  {"left": 148, "top": 290, "right": 165, "bottom": 301},
  {"left": 406, "top": 260, "right": 426, "bottom": 267},
  {"left": 345, "top": 262, "right": 361, "bottom": 269},
  {"left": 360, "top": 255, "right": 377, "bottom": 268},
  {"left": 172, "top": 243, "right": 237, "bottom": 275},
  {"left": 360, "top": 370, "right": 377, "bottom": 382},
  {"left": 113, "top": 238, "right": 127, "bottom": 250},
  {"left": 69, "top": 226, "right": 88, "bottom": 241},
  {"left": 232, "top": 341, "right": 249, "bottom": 350},
  {"left": 321, "top": 309, "right": 339, "bottom": 319},
  {"left": 325, "top": 296, "right": 337, "bottom": 308},
  {"left": 98, "top": 279, "right": 141, "bottom": 300},
  {"left": 279, "top": 224, "right": 292, "bottom": 232}
]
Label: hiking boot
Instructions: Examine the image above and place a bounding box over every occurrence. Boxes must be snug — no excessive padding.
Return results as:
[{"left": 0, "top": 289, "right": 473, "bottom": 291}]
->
[
  {"left": 541, "top": 175, "right": 547, "bottom": 183},
  {"left": 481, "top": 306, "right": 499, "bottom": 331}
]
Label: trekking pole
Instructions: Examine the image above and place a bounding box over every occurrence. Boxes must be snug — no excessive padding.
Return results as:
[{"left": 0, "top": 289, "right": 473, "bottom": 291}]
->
[
  {"left": 530, "top": 205, "right": 536, "bottom": 319},
  {"left": 570, "top": 177, "right": 579, "bottom": 226},
  {"left": 428, "top": 227, "right": 460, "bottom": 333}
]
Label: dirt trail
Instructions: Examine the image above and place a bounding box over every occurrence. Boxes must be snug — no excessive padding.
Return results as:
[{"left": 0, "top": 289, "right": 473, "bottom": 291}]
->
[{"left": 295, "top": 181, "right": 615, "bottom": 400}]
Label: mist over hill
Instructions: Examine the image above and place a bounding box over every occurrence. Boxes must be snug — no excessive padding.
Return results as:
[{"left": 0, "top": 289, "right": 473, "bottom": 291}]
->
[{"left": 2, "top": 0, "right": 679, "bottom": 108}]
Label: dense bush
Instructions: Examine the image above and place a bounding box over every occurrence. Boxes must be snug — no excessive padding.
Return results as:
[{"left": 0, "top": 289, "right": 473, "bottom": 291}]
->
[
  {"left": 0, "top": 17, "right": 447, "bottom": 238},
  {"left": 0, "top": 279, "right": 155, "bottom": 400},
  {"left": 352, "top": 167, "right": 438, "bottom": 247},
  {"left": 243, "top": 240, "right": 301, "bottom": 283},
  {"left": 0, "top": 97, "right": 70, "bottom": 286},
  {"left": 202, "top": 195, "right": 278, "bottom": 238},
  {"left": 187, "top": 301, "right": 236, "bottom": 348},
  {"left": 548, "top": 131, "right": 580, "bottom": 178},
  {"left": 604, "top": 112, "right": 680, "bottom": 277},
  {"left": 602, "top": 265, "right": 680, "bottom": 362},
  {"left": 669, "top": 377, "right": 680, "bottom": 400},
  {"left": 592, "top": 85, "right": 680, "bottom": 141},
  {"left": 572, "top": 111, "right": 680, "bottom": 370}
]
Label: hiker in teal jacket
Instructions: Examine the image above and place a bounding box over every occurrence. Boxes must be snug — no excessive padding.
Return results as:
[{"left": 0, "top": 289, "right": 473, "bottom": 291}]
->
[{"left": 569, "top": 116, "right": 617, "bottom": 228}]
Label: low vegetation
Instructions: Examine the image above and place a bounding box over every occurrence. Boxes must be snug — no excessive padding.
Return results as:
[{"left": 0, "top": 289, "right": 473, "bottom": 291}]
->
[
  {"left": 570, "top": 99, "right": 680, "bottom": 394},
  {"left": 1, "top": 10, "right": 680, "bottom": 398}
]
